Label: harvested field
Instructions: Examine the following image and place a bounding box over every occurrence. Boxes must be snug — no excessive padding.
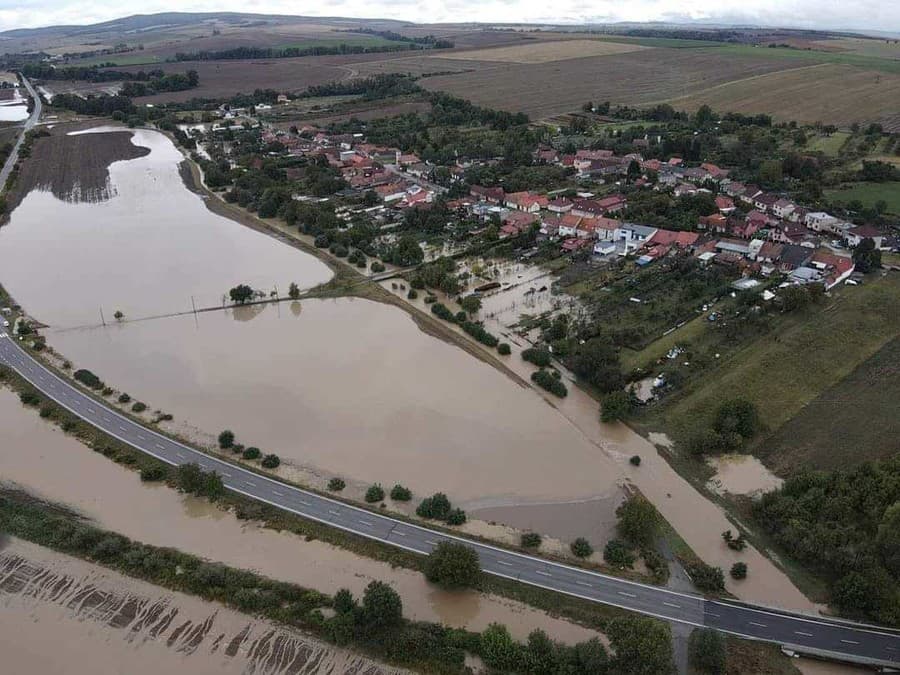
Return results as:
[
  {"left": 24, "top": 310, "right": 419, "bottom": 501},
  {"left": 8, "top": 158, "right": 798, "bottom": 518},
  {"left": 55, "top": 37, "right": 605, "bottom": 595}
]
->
[
  {"left": 13, "top": 126, "right": 148, "bottom": 203},
  {"left": 351, "top": 55, "right": 483, "bottom": 77},
  {"left": 666, "top": 64, "right": 900, "bottom": 126},
  {"left": 810, "top": 36, "right": 900, "bottom": 59},
  {"left": 273, "top": 99, "right": 432, "bottom": 128},
  {"left": 758, "top": 337, "right": 900, "bottom": 475},
  {"left": 419, "top": 48, "right": 799, "bottom": 119},
  {"left": 441, "top": 39, "right": 650, "bottom": 64}
]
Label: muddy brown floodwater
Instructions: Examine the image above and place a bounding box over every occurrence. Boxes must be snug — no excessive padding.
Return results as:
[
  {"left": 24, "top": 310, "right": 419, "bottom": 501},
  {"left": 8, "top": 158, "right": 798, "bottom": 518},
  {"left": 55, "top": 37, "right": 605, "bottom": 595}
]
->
[
  {"left": 0, "top": 537, "right": 408, "bottom": 675},
  {"left": 0, "top": 128, "right": 332, "bottom": 328},
  {"left": 0, "top": 388, "right": 599, "bottom": 645}
]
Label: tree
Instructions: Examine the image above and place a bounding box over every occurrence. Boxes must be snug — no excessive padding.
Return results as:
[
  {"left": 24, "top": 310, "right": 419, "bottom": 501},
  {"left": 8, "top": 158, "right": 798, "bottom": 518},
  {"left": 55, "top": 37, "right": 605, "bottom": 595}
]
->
[
  {"left": 688, "top": 562, "right": 725, "bottom": 593},
  {"left": 616, "top": 496, "right": 660, "bottom": 548},
  {"left": 424, "top": 541, "right": 481, "bottom": 589},
  {"left": 391, "top": 234, "right": 424, "bottom": 266},
  {"left": 607, "top": 617, "right": 675, "bottom": 675},
  {"left": 688, "top": 628, "right": 727, "bottom": 674},
  {"left": 390, "top": 484, "right": 412, "bottom": 501},
  {"left": 571, "top": 537, "right": 593, "bottom": 558},
  {"left": 877, "top": 503, "right": 900, "bottom": 576},
  {"left": 459, "top": 294, "right": 482, "bottom": 314},
  {"left": 758, "top": 159, "right": 783, "bottom": 186},
  {"left": 601, "top": 390, "right": 634, "bottom": 423},
  {"left": 479, "top": 623, "right": 522, "bottom": 671},
  {"left": 333, "top": 588, "right": 356, "bottom": 615},
  {"left": 113, "top": 310, "right": 124, "bottom": 321},
  {"left": 261, "top": 454, "right": 280, "bottom": 469},
  {"left": 713, "top": 399, "right": 758, "bottom": 439},
  {"left": 327, "top": 477, "right": 345, "bottom": 491},
  {"left": 730, "top": 562, "right": 748, "bottom": 580},
  {"left": 242, "top": 447, "right": 261, "bottom": 460},
  {"left": 521, "top": 532, "right": 541, "bottom": 548},
  {"left": 361, "top": 580, "right": 402, "bottom": 628},
  {"left": 288, "top": 282, "right": 300, "bottom": 299},
  {"left": 229, "top": 284, "right": 254, "bottom": 304},
  {"left": 604, "top": 539, "right": 636, "bottom": 567},
  {"left": 497, "top": 343, "right": 511, "bottom": 355},
  {"left": 416, "top": 492, "right": 453, "bottom": 520},
  {"left": 365, "top": 483, "right": 385, "bottom": 503},
  {"left": 852, "top": 237, "right": 882, "bottom": 274}
]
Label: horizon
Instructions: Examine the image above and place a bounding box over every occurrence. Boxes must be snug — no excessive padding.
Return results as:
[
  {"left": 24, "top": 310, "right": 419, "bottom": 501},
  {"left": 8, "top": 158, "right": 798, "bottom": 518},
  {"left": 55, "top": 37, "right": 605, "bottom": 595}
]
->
[{"left": 0, "top": 5, "right": 898, "bottom": 36}]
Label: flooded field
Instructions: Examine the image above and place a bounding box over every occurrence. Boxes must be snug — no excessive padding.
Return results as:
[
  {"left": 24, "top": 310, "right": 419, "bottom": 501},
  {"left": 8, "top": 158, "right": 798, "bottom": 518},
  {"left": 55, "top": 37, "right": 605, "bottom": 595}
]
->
[
  {"left": 707, "top": 454, "right": 784, "bottom": 497},
  {"left": 47, "top": 298, "right": 625, "bottom": 512},
  {"left": 0, "top": 387, "right": 600, "bottom": 644},
  {"left": 0, "top": 537, "right": 407, "bottom": 675},
  {"left": 0, "top": 127, "right": 331, "bottom": 328}
]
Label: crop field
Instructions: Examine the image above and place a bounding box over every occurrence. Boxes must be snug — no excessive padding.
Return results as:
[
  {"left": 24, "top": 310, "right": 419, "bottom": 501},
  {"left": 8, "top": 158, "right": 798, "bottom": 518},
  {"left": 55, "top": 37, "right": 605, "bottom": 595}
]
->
[
  {"left": 419, "top": 48, "right": 799, "bottom": 119},
  {"left": 758, "top": 337, "right": 900, "bottom": 474},
  {"left": 826, "top": 181, "right": 900, "bottom": 214},
  {"left": 811, "top": 36, "right": 900, "bottom": 59},
  {"left": 806, "top": 131, "right": 850, "bottom": 156},
  {"left": 666, "top": 64, "right": 900, "bottom": 126},
  {"left": 441, "top": 39, "right": 650, "bottom": 64},
  {"left": 350, "top": 56, "right": 483, "bottom": 77}
]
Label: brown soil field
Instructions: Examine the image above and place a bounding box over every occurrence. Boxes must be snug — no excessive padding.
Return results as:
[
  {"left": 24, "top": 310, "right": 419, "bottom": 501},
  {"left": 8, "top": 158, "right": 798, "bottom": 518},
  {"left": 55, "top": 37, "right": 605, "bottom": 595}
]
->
[
  {"left": 272, "top": 99, "right": 433, "bottom": 129},
  {"left": 12, "top": 124, "right": 147, "bottom": 204},
  {"left": 350, "top": 55, "right": 484, "bottom": 77},
  {"left": 877, "top": 112, "right": 900, "bottom": 133},
  {"left": 419, "top": 48, "right": 799, "bottom": 119},
  {"left": 441, "top": 39, "right": 650, "bottom": 64},
  {"left": 666, "top": 63, "right": 900, "bottom": 126}
]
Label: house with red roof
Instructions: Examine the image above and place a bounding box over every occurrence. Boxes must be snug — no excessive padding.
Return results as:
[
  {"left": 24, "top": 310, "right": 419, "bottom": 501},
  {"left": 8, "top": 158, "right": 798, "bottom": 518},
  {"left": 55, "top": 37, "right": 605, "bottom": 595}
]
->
[
  {"left": 715, "top": 195, "right": 736, "bottom": 214},
  {"left": 845, "top": 224, "right": 885, "bottom": 249},
  {"left": 470, "top": 185, "right": 505, "bottom": 204},
  {"left": 698, "top": 213, "right": 728, "bottom": 233},
  {"left": 646, "top": 229, "right": 700, "bottom": 249},
  {"left": 505, "top": 191, "right": 549, "bottom": 213},
  {"left": 547, "top": 197, "right": 574, "bottom": 213}
]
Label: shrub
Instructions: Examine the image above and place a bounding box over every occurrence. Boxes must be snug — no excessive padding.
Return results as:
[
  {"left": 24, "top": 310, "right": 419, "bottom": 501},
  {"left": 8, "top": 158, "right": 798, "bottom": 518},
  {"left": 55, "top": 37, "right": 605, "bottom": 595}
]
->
[
  {"left": 425, "top": 542, "right": 481, "bottom": 589},
  {"left": 446, "top": 508, "right": 467, "bottom": 526},
  {"left": 118, "top": 393, "right": 131, "bottom": 404},
  {"left": 217, "top": 430, "right": 235, "bottom": 449},
  {"left": 19, "top": 391, "right": 41, "bottom": 406},
  {"left": 460, "top": 321, "right": 499, "bottom": 347},
  {"left": 131, "top": 402, "right": 147, "bottom": 413},
  {"left": 722, "top": 530, "right": 747, "bottom": 551},
  {"left": 39, "top": 403, "right": 53, "bottom": 418},
  {"left": 416, "top": 493, "right": 452, "bottom": 520},
  {"left": 688, "top": 628, "right": 727, "bottom": 675},
  {"left": 522, "top": 347, "right": 552, "bottom": 367},
  {"left": 328, "top": 477, "right": 346, "bottom": 491},
  {"left": 730, "top": 562, "right": 748, "bottom": 580},
  {"left": 370, "top": 261, "right": 385, "bottom": 273},
  {"left": 531, "top": 370, "right": 567, "bottom": 397},
  {"left": 616, "top": 496, "right": 660, "bottom": 548},
  {"left": 140, "top": 466, "right": 167, "bottom": 482},
  {"left": 361, "top": 580, "right": 403, "bottom": 628},
  {"left": 688, "top": 561, "right": 725, "bottom": 592},
  {"left": 407, "top": 289, "right": 418, "bottom": 300},
  {"left": 261, "top": 454, "right": 280, "bottom": 469},
  {"left": 521, "top": 532, "right": 541, "bottom": 549},
  {"left": 571, "top": 537, "right": 593, "bottom": 558},
  {"left": 73, "top": 368, "right": 103, "bottom": 390},
  {"left": 242, "top": 447, "right": 261, "bottom": 460},
  {"left": 101, "top": 387, "right": 114, "bottom": 396},
  {"left": 713, "top": 399, "right": 759, "bottom": 439},
  {"left": 630, "top": 455, "right": 641, "bottom": 466},
  {"left": 431, "top": 302, "right": 457, "bottom": 322},
  {"left": 603, "top": 539, "right": 636, "bottom": 567},
  {"left": 365, "top": 484, "right": 386, "bottom": 503},
  {"left": 390, "top": 484, "right": 412, "bottom": 501},
  {"left": 601, "top": 390, "right": 635, "bottom": 423},
  {"left": 497, "top": 343, "right": 511, "bottom": 355},
  {"left": 231, "top": 443, "right": 244, "bottom": 454},
  {"left": 455, "top": 311, "right": 467, "bottom": 323}
]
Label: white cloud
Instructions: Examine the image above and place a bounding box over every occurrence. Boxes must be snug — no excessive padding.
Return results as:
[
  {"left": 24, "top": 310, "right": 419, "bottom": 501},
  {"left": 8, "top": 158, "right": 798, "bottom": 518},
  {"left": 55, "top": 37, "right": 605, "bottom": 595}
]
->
[{"left": 0, "top": 0, "right": 896, "bottom": 33}]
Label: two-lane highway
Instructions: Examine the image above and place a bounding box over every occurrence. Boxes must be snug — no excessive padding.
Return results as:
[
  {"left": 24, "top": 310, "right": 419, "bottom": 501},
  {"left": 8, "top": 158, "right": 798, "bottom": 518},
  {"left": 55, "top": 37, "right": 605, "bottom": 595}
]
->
[
  {"left": 0, "top": 75, "right": 41, "bottom": 191},
  {"left": 0, "top": 332, "right": 898, "bottom": 670}
]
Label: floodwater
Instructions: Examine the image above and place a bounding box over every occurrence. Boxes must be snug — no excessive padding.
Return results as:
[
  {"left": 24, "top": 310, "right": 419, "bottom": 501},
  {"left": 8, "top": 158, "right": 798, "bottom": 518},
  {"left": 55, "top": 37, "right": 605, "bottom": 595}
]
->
[
  {"left": 48, "top": 300, "right": 626, "bottom": 510},
  {"left": 0, "top": 537, "right": 407, "bottom": 675},
  {"left": 0, "top": 104, "right": 28, "bottom": 121},
  {"left": 0, "top": 128, "right": 331, "bottom": 328},
  {"left": 0, "top": 387, "right": 599, "bottom": 645},
  {"left": 707, "top": 454, "right": 783, "bottom": 497}
]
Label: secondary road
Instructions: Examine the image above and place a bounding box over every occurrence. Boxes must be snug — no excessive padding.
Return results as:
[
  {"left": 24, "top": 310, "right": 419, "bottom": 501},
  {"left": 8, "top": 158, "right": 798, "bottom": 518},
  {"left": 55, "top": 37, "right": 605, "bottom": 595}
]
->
[
  {"left": 0, "top": 75, "right": 41, "bottom": 191},
  {"left": 0, "top": 332, "right": 897, "bottom": 669}
]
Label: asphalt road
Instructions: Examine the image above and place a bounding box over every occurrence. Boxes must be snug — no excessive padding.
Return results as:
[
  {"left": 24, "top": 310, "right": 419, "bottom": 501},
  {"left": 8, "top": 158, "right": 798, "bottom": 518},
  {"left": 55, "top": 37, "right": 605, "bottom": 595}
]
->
[
  {"left": 0, "top": 75, "right": 41, "bottom": 190},
  {"left": 1, "top": 332, "right": 898, "bottom": 669}
]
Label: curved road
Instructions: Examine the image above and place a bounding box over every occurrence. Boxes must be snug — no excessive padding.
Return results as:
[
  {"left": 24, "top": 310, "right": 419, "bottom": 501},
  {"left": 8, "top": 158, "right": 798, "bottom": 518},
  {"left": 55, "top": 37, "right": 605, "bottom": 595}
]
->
[
  {"left": 0, "top": 75, "right": 41, "bottom": 191},
  {"left": 0, "top": 332, "right": 898, "bottom": 669}
]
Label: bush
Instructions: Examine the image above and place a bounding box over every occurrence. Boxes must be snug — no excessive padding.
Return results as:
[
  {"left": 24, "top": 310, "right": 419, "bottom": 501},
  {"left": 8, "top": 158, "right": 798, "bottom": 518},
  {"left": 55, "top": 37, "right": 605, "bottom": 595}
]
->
[
  {"left": 361, "top": 580, "right": 403, "bottom": 628},
  {"left": 390, "top": 484, "right": 412, "bottom": 501},
  {"left": 521, "top": 532, "right": 542, "bottom": 549},
  {"left": 416, "top": 493, "right": 452, "bottom": 520},
  {"left": 102, "top": 387, "right": 114, "bottom": 396},
  {"left": 522, "top": 347, "right": 552, "bottom": 367},
  {"left": 406, "top": 289, "right": 418, "bottom": 300},
  {"left": 446, "top": 508, "right": 467, "bottom": 526},
  {"left": 242, "top": 447, "right": 261, "bottom": 460},
  {"left": 261, "top": 454, "right": 280, "bottom": 469},
  {"left": 460, "top": 320, "right": 498, "bottom": 348},
  {"left": 19, "top": 391, "right": 41, "bottom": 406},
  {"left": 571, "top": 537, "right": 594, "bottom": 558},
  {"left": 131, "top": 402, "right": 147, "bottom": 413},
  {"left": 140, "top": 466, "right": 167, "bottom": 482},
  {"left": 218, "top": 430, "right": 235, "bottom": 449},
  {"left": 713, "top": 399, "right": 759, "bottom": 439},
  {"left": 688, "top": 628, "right": 727, "bottom": 674},
  {"left": 175, "top": 463, "right": 225, "bottom": 500},
  {"left": 231, "top": 443, "right": 244, "bottom": 455},
  {"left": 630, "top": 455, "right": 641, "bottom": 466},
  {"left": 722, "top": 529, "right": 747, "bottom": 551},
  {"left": 365, "top": 483, "right": 386, "bottom": 503},
  {"left": 118, "top": 393, "right": 131, "bottom": 404},
  {"left": 601, "top": 390, "right": 635, "bottom": 423},
  {"left": 370, "top": 261, "right": 385, "bottom": 273},
  {"left": 603, "top": 539, "right": 636, "bottom": 567},
  {"left": 688, "top": 561, "right": 725, "bottom": 593},
  {"left": 616, "top": 496, "right": 660, "bottom": 548},
  {"left": 39, "top": 403, "right": 53, "bottom": 418},
  {"left": 531, "top": 370, "right": 567, "bottom": 397},
  {"left": 328, "top": 477, "right": 346, "bottom": 491},
  {"left": 730, "top": 562, "right": 748, "bottom": 580},
  {"left": 497, "top": 343, "right": 511, "bottom": 355},
  {"left": 431, "top": 302, "right": 457, "bottom": 322},
  {"left": 73, "top": 368, "right": 103, "bottom": 390},
  {"left": 425, "top": 542, "right": 481, "bottom": 589}
]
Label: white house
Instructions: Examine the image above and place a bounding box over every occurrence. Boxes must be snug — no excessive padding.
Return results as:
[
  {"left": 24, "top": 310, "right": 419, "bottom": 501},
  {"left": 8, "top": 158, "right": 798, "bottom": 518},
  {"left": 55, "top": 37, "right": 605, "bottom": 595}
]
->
[
  {"left": 845, "top": 224, "right": 885, "bottom": 249},
  {"left": 805, "top": 211, "right": 839, "bottom": 232}
]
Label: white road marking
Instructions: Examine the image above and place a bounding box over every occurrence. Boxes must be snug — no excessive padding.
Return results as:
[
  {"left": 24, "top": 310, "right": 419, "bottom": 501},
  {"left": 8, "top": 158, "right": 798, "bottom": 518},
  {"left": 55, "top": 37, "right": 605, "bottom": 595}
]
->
[
  {"left": 840, "top": 640, "right": 860, "bottom": 645},
  {"left": 496, "top": 560, "right": 513, "bottom": 566},
  {"left": 576, "top": 581, "right": 592, "bottom": 588},
  {"left": 298, "top": 500, "right": 311, "bottom": 507},
  {"left": 221, "top": 472, "right": 232, "bottom": 478},
  {"left": 176, "top": 453, "right": 186, "bottom": 459},
  {"left": 426, "top": 540, "right": 439, "bottom": 546},
  {"left": 155, "top": 443, "right": 165, "bottom": 450},
  {"left": 619, "top": 591, "right": 637, "bottom": 598},
  {"left": 535, "top": 570, "right": 552, "bottom": 577},
  {"left": 328, "top": 510, "right": 341, "bottom": 516},
  {"left": 272, "top": 490, "right": 284, "bottom": 497},
  {"left": 749, "top": 622, "right": 768, "bottom": 628},
  {"left": 119, "top": 426, "right": 127, "bottom": 432},
  {"left": 393, "top": 531, "right": 406, "bottom": 537},
  {"left": 707, "top": 612, "right": 721, "bottom": 618},
  {"left": 359, "top": 520, "right": 374, "bottom": 528},
  {"left": 663, "top": 602, "right": 681, "bottom": 609},
  {"left": 794, "top": 631, "right": 814, "bottom": 637},
  {"left": 245, "top": 481, "right": 257, "bottom": 488}
]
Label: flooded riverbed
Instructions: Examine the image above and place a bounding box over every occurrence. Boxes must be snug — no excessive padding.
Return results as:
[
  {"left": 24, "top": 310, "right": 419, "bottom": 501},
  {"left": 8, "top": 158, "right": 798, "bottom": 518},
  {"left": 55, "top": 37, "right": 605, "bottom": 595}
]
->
[
  {"left": 707, "top": 454, "right": 783, "bottom": 497},
  {"left": 0, "top": 388, "right": 599, "bottom": 644},
  {"left": 0, "top": 537, "right": 407, "bottom": 675},
  {"left": 0, "top": 128, "right": 331, "bottom": 328}
]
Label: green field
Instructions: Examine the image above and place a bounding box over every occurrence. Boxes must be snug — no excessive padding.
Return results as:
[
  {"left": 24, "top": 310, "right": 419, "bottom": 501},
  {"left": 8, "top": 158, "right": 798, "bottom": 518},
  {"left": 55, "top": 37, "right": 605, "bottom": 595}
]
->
[
  {"left": 641, "top": 272, "right": 900, "bottom": 465},
  {"left": 806, "top": 131, "right": 850, "bottom": 156},
  {"left": 826, "top": 181, "right": 900, "bottom": 214},
  {"left": 596, "top": 35, "right": 724, "bottom": 49},
  {"left": 759, "top": 336, "right": 900, "bottom": 474},
  {"left": 706, "top": 44, "right": 900, "bottom": 75}
]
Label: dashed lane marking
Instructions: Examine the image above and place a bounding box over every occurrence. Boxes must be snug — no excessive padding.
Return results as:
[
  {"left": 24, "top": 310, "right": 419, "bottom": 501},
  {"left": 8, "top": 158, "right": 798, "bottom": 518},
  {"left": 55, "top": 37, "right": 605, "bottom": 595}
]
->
[
  {"left": 794, "top": 631, "right": 814, "bottom": 637},
  {"left": 749, "top": 622, "right": 768, "bottom": 628},
  {"left": 619, "top": 591, "right": 637, "bottom": 598},
  {"left": 663, "top": 602, "right": 681, "bottom": 609}
]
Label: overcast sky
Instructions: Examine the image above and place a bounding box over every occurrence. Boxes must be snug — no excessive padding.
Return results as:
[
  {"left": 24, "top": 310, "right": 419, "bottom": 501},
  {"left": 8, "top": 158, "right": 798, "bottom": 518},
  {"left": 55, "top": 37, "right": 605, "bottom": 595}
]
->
[{"left": 0, "top": 0, "right": 896, "bottom": 34}]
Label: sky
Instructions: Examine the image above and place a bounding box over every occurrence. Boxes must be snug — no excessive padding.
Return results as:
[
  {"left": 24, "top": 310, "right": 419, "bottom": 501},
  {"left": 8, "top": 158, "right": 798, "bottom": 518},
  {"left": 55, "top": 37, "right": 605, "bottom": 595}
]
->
[{"left": 0, "top": 0, "right": 896, "bottom": 34}]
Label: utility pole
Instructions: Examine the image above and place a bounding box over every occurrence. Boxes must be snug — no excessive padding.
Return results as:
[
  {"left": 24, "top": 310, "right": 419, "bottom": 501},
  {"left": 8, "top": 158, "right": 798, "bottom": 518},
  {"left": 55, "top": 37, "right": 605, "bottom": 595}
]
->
[
  {"left": 191, "top": 295, "right": 197, "bottom": 315},
  {"left": 99, "top": 307, "right": 106, "bottom": 326}
]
